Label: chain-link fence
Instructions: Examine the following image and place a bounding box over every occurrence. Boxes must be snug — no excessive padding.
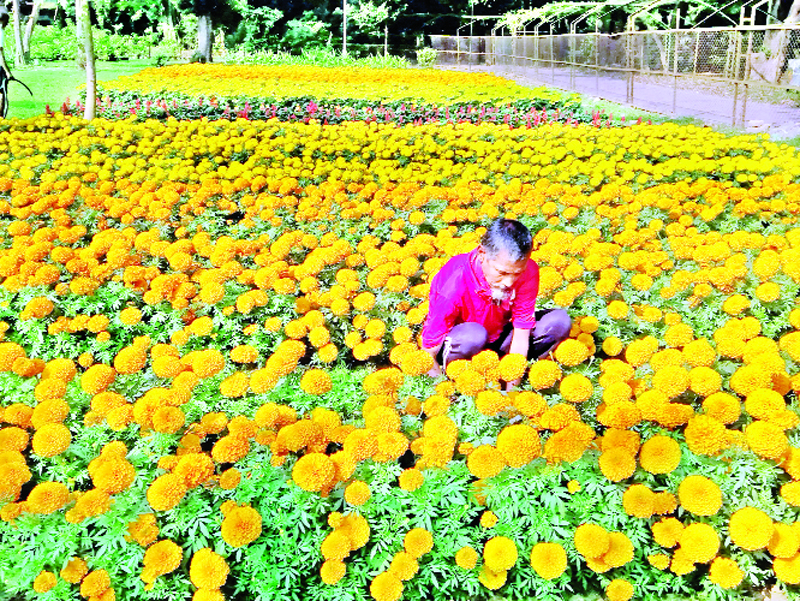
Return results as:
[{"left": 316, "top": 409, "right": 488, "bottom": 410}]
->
[{"left": 431, "top": 26, "right": 800, "bottom": 130}]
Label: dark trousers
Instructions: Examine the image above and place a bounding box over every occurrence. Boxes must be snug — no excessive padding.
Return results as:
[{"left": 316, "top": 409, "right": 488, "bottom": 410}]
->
[{"left": 436, "top": 308, "right": 572, "bottom": 366}]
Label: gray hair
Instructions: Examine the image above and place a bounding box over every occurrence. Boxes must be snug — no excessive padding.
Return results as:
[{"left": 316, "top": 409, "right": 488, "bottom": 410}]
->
[{"left": 480, "top": 219, "right": 532, "bottom": 262}]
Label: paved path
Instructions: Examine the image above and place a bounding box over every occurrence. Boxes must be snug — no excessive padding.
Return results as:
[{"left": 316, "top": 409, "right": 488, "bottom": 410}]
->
[{"left": 443, "top": 62, "right": 800, "bottom": 140}]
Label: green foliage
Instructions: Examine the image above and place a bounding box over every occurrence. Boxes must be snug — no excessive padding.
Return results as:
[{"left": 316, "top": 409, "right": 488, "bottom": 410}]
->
[
  {"left": 283, "top": 11, "right": 331, "bottom": 53},
  {"left": 222, "top": 47, "right": 411, "bottom": 69},
  {"left": 415, "top": 47, "right": 438, "bottom": 67}
]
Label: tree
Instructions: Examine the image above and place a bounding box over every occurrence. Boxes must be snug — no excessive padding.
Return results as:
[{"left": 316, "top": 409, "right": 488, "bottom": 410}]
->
[
  {"left": 753, "top": 0, "right": 800, "bottom": 83},
  {"left": 11, "top": 0, "right": 25, "bottom": 66},
  {"left": 22, "top": 0, "right": 43, "bottom": 63},
  {"left": 77, "top": 0, "right": 96, "bottom": 119},
  {"left": 348, "top": 0, "right": 397, "bottom": 55}
]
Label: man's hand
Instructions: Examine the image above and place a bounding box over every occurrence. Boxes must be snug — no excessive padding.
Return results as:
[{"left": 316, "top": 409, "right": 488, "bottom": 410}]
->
[
  {"left": 505, "top": 377, "right": 521, "bottom": 392},
  {"left": 427, "top": 362, "right": 443, "bottom": 378}
]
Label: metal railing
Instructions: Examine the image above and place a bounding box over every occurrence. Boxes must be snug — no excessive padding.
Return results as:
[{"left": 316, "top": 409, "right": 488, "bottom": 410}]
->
[{"left": 431, "top": 25, "right": 800, "bottom": 128}]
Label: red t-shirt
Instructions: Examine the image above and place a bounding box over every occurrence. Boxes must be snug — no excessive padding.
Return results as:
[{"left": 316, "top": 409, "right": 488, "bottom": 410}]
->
[{"left": 421, "top": 247, "right": 540, "bottom": 348}]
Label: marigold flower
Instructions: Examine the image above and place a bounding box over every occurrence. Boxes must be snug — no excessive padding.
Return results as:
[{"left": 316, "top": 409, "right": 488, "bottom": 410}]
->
[
  {"left": 142, "top": 539, "right": 183, "bottom": 583},
  {"left": 320, "top": 559, "right": 346, "bottom": 585},
  {"left": 529, "top": 542, "right": 567, "bottom": 580},
  {"left": 344, "top": 481, "right": 371, "bottom": 506},
  {"left": 528, "top": 360, "right": 562, "bottom": 390},
  {"left": 496, "top": 424, "right": 540, "bottom": 467},
  {"left": 221, "top": 505, "right": 262, "bottom": 548},
  {"left": 543, "top": 421, "right": 594, "bottom": 464},
  {"left": 746, "top": 420, "right": 788, "bottom": 460},
  {"left": 598, "top": 447, "right": 635, "bottom": 482},
  {"left": 27, "top": 481, "right": 70, "bottom": 514},
  {"left": 678, "top": 475, "right": 722, "bottom": 516},
  {"left": 497, "top": 353, "right": 527, "bottom": 381},
  {"left": 218, "top": 467, "right": 241, "bottom": 491},
  {"left": 404, "top": 528, "right": 433, "bottom": 558},
  {"left": 729, "top": 506, "right": 773, "bottom": 550},
  {"left": 684, "top": 415, "right": 727, "bottom": 456},
  {"left": 455, "top": 546, "right": 478, "bottom": 570},
  {"left": 652, "top": 366, "right": 689, "bottom": 398},
  {"left": 292, "top": 453, "right": 336, "bottom": 493},
  {"left": 211, "top": 434, "right": 250, "bottom": 464},
  {"left": 602, "top": 531, "right": 634, "bottom": 567},
  {"left": 774, "top": 553, "right": 800, "bottom": 585},
  {"left": 389, "top": 551, "right": 419, "bottom": 581},
  {"left": 624, "top": 336, "right": 658, "bottom": 367},
  {"left": 33, "top": 570, "right": 57, "bottom": 593},
  {"left": 602, "top": 336, "right": 623, "bottom": 356},
  {"left": 652, "top": 517, "right": 684, "bottom": 548},
  {"left": 126, "top": 514, "right": 159, "bottom": 547},
  {"left": 647, "top": 554, "right": 670, "bottom": 570},
  {"left": 606, "top": 579, "right": 634, "bottom": 601},
  {"left": 478, "top": 566, "right": 507, "bottom": 590},
  {"left": 147, "top": 473, "right": 187, "bottom": 512},
  {"left": 475, "top": 389, "right": 507, "bottom": 416},
  {"left": 709, "top": 556, "right": 744, "bottom": 588},
  {"left": 483, "top": 536, "right": 517, "bottom": 572},
  {"left": 678, "top": 522, "right": 719, "bottom": 563},
  {"left": 80, "top": 569, "right": 111, "bottom": 598},
  {"left": 553, "top": 339, "right": 589, "bottom": 367},
  {"left": 454, "top": 369, "right": 485, "bottom": 396},
  {"left": 467, "top": 445, "right": 505, "bottom": 479},
  {"left": 399, "top": 468, "right": 423, "bottom": 492},
  {"left": 639, "top": 434, "right": 681, "bottom": 474},
  {"left": 175, "top": 453, "right": 215, "bottom": 488},
  {"left": 152, "top": 406, "right": 186, "bottom": 434},
  {"left": 730, "top": 363, "right": 772, "bottom": 396},
  {"left": 81, "top": 364, "right": 116, "bottom": 395},
  {"left": 559, "top": 373, "right": 593, "bottom": 403},
  {"left": 369, "top": 572, "right": 403, "bottom": 601},
  {"left": 769, "top": 523, "right": 800, "bottom": 559},
  {"left": 622, "top": 483, "right": 655, "bottom": 518},
  {"left": 114, "top": 346, "right": 147, "bottom": 375},
  {"left": 92, "top": 459, "right": 136, "bottom": 494}
]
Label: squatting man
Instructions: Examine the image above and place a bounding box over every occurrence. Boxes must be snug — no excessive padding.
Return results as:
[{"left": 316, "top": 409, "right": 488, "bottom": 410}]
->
[{"left": 421, "top": 218, "right": 572, "bottom": 389}]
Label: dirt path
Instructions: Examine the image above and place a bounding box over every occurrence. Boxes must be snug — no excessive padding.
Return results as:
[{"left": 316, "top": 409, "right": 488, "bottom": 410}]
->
[{"left": 442, "top": 61, "right": 800, "bottom": 141}]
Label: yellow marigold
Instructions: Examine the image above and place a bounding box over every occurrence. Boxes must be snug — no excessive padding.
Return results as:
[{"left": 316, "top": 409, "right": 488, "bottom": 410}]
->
[
  {"left": 344, "top": 481, "right": 371, "bottom": 506},
  {"left": 678, "top": 475, "right": 722, "bottom": 516},
  {"left": 730, "top": 363, "right": 772, "bottom": 396},
  {"left": 746, "top": 420, "right": 788, "bottom": 460},
  {"left": 553, "top": 339, "right": 589, "bottom": 367},
  {"left": 142, "top": 539, "right": 182, "bottom": 583},
  {"left": 703, "top": 392, "right": 741, "bottom": 424},
  {"left": 174, "top": 453, "right": 214, "bottom": 488},
  {"left": 527, "top": 542, "right": 566, "bottom": 580},
  {"left": 602, "top": 336, "right": 623, "bottom": 356},
  {"left": 480, "top": 510, "right": 498, "bottom": 528},
  {"left": 653, "top": 517, "right": 684, "bottom": 548},
  {"left": 399, "top": 468, "right": 423, "bottom": 492},
  {"left": 540, "top": 403, "right": 580, "bottom": 430},
  {"left": 496, "top": 424, "right": 540, "bottom": 468},
  {"left": 320, "top": 559, "right": 346, "bottom": 585},
  {"left": 543, "top": 421, "right": 595, "bottom": 464},
  {"left": 607, "top": 300, "right": 629, "bottom": 320},
  {"left": 321, "top": 530, "right": 351, "bottom": 561},
  {"left": 602, "top": 381, "right": 632, "bottom": 405},
  {"left": 455, "top": 546, "right": 478, "bottom": 570},
  {"left": 622, "top": 484, "right": 655, "bottom": 518},
  {"left": 467, "top": 445, "right": 506, "bottom": 479},
  {"left": 684, "top": 415, "right": 727, "bottom": 456},
  {"left": 404, "top": 528, "right": 433, "bottom": 559},
  {"left": 497, "top": 353, "right": 527, "bottom": 382},
  {"left": 709, "top": 556, "right": 744, "bottom": 588},
  {"left": 453, "top": 368, "right": 485, "bottom": 396},
  {"left": 370, "top": 572, "right": 403, "bottom": 601},
  {"left": 729, "top": 506, "right": 774, "bottom": 551},
  {"left": 528, "top": 360, "right": 562, "bottom": 390},
  {"left": 512, "top": 391, "right": 547, "bottom": 418},
  {"left": 126, "top": 513, "right": 159, "bottom": 547},
  {"left": 774, "top": 553, "right": 800, "bottom": 585},
  {"left": 606, "top": 579, "right": 634, "bottom": 601},
  {"left": 688, "top": 366, "right": 722, "bottom": 397},
  {"left": 31, "top": 423, "right": 71, "bottom": 458},
  {"left": 483, "top": 536, "right": 517, "bottom": 572},
  {"left": 219, "top": 467, "right": 241, "bottom": 491},
  {"left": 300, "top": 369, "right": 332, "bottom": 395},
  {"left": 602, "top": 531, "right": 634, "bottom": 567},
  {"left": 679, "top": 522, "right": 719, "bottom": 563},
  {"left": 81, "top": 364, "right": 116, "bottom": 395},
  {"left": 652, "top": 366, "right": 689, "bottom": 398},
  {"left": 624, "top": 336, "right": 658, "bottom": 367},
  {"left": 745, "top": 388, "right": 784, "bottom": 420},
  {"left": 559, "top": 373, "right": 593, "bottom": 403},
  {"left": 292, "top": 453, "right": 336, "bottom": 493},
  {"left": 769, "top": 523, "right": 800, "bottom": 559},
  {"left": 27, "top": 481, "right": 70, "bottom": 514},
  {"left": 389, "top": 551, "right": 419, "bottom": 581},
  {"left": 574, "top": 523, "right": 610, "bottom": 558},
  {"left": 190, "top": 548, "right": 229, "bottom": 589},
  {"left": 478, "top": 566, "right": 507, "bottom": 590},
  {"left": 92, "top": 459, "right": 136, "bottom": 494},
  {"left": 221, "top": 505, "right": 262, "bottom": 548},
  {"left": 211, "top": 434, "right": 250, "bottom": 464},
  {"left": 648, "top": 554, "right": 670, "bottom": 570},
  {"left": 147, "top": 473, "right": 187, "bottom": 512},
  {"left": 639, "top": 435, "right": 681, "bottom": 474},
  {"left": 80, "top": 569, "right": 110, "bottom": 598},
  {"left": 567, "top": 479, "right": 581, "bottom": 493},
  {"left": 598, "top": 448, "right": 636, "bottom": 482},
  {"left": 33, "top": 570, "right": 57, "bottom": 593}
]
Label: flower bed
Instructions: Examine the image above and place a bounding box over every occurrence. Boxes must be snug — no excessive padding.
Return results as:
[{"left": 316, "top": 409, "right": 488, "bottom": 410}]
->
[
  {"left": 0, "top": 103, "right": 800, "bottom": 601},
  {"left": 63, "top": 64, "right": 596, "bottom": 125}
]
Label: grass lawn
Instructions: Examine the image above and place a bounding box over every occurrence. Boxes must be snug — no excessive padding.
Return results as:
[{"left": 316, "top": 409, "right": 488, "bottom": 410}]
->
[{"left": 6, "top": 59, "right": 152, "bottom": 119}]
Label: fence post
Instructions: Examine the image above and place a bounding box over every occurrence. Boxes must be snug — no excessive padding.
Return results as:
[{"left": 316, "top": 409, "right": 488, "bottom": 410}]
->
[
  {"left": 551, "top": 34, "right": 555, "bottom": 83},
  {"left": 595, "top": 32, "right": 600, "bottom": 95},
  {"left": 693, "top": 30, "right": 699, "bottom": 75},
  {"left": 672, "top": 31, "right": 679, "bottom": 114}
]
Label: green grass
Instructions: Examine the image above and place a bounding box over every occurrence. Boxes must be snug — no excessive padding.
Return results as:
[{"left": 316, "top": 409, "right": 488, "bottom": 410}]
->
[{"left": 6, "top": 59, "right": 152, "bottom": 119}]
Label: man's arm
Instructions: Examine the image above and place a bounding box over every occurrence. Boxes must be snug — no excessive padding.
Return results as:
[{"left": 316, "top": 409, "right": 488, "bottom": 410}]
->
[
  {"left": 506, "top": 327, "right": 531, "bottom": 390},
  {"left": 423, "top": 342, "right": 443, "bottom": 377}
]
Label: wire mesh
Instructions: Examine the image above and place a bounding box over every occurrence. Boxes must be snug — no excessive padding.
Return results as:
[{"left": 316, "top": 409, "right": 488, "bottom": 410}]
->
[{"left": 431, "top": 26, "right": 800, "bottom": 130}]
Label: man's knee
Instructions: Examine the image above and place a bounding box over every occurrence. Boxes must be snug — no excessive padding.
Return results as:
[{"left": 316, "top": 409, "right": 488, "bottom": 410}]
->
[
  {"left": 539, "top": 309, "right": 572, "bottom": 342},
  {"left": 444, "top": 322, "right": 488, "bottom": 362}
]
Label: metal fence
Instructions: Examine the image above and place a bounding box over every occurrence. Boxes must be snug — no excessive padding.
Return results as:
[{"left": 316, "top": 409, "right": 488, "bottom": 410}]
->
[{"left": 431, "top": 26, "right": 800, "bottom": 129}]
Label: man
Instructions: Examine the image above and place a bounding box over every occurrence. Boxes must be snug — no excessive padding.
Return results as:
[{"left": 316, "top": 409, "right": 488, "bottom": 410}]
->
[{"left": 422, "top": 219, "right": 571, "bottom": 385}]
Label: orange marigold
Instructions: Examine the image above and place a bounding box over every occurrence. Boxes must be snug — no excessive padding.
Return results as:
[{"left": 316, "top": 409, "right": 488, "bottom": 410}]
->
[
  {"left": 190, "top": 548, "right": 229, "bottom": 589},
  {"left": 678, "top": 475, "right": 723, "bottom": 516},
  {"left": 639, "top": 435, "right": 681, "bottom": 475},
  {"left": 221, "top": 505, "right": 262, "bottom": 548}
]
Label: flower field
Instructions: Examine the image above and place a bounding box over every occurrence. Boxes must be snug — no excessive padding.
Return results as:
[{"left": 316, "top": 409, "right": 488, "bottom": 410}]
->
[{"left": 2, "top": 65, "right": 800, "bottom": 601}]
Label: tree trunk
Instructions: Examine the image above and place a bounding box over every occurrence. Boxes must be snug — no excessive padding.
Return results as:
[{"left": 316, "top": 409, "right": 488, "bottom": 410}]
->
[
  {"left": 755, "top": 0, "right": 800, "bottom": 83},
  {"left": 22, "top": 0, "right": 42, "bottom": 62},
  {"left": 77, "top": 0, "right": 95, "bottom": 120},
  {"left": 11, "top": 0, "right": 25, "bottom": 67},
  {"left": 384, "top": 23, "right": 388, "bottom": 56},
  {"left": 197, "top": 13, "right": 212, "bottom": 62}
]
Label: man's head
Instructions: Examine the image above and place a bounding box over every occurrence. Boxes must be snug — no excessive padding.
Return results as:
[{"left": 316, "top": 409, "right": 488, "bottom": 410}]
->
[{"left": 476, "top": 219, "right": 532, "bottom": 302}]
